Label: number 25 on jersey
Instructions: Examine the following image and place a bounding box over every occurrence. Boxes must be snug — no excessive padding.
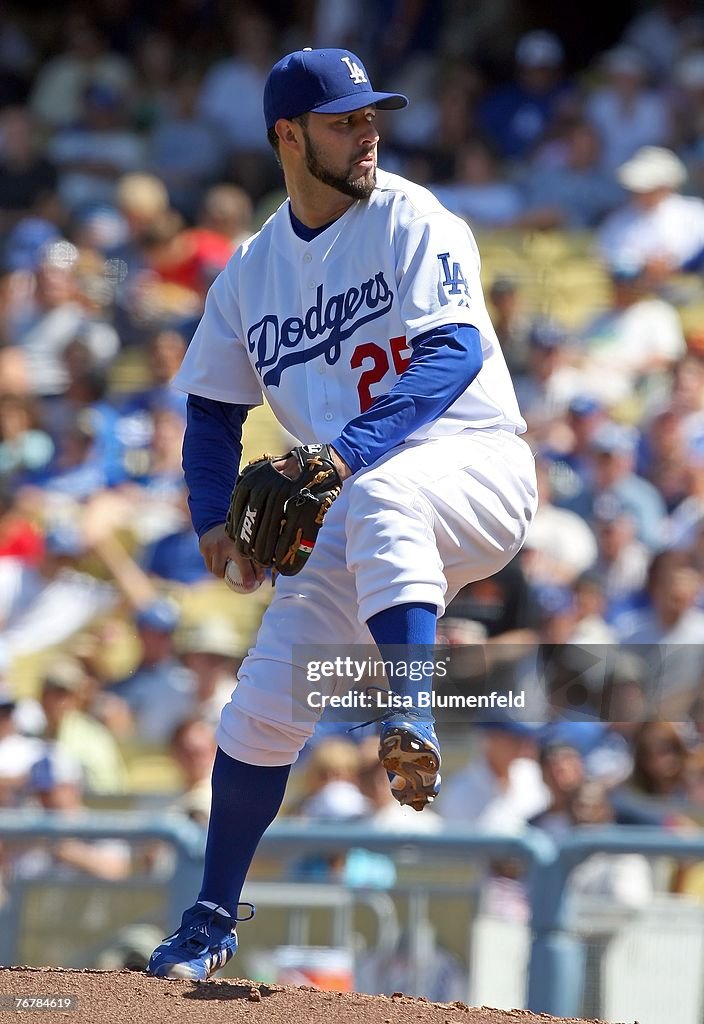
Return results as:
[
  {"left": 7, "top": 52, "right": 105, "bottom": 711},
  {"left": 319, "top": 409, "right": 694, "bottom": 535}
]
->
[{"left": 352, "top": 335, "right": 411, "bottom": 412}]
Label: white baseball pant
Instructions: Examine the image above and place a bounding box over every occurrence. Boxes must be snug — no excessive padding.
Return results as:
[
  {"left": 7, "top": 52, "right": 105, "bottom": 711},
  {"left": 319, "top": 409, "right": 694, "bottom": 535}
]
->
[{"left": 216, "top": 427, "right": 538, "bottom": 765}]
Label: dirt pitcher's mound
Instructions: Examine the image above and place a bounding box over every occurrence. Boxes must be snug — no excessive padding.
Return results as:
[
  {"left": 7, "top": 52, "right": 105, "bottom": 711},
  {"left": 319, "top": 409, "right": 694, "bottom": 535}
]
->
[{"left": 0, "top": 967, "right": 616, "bottom": 1024}]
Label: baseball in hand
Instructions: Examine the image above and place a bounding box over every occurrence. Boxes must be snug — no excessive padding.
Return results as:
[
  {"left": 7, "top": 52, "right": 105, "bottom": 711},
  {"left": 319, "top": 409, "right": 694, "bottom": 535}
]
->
[{"left": 224, "top": 559, "right": 263, "bottom": 594}]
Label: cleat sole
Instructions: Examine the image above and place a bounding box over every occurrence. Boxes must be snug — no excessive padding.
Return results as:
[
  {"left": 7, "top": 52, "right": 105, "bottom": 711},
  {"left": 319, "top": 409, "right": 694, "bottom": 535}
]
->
[{"left": 379, "top": 728, "right": 441, "bottom": 811}]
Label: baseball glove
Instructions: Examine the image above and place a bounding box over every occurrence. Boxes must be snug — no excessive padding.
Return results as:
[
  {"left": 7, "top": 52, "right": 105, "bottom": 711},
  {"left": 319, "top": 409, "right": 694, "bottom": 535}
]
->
[{"left": 226, "top": 443, "right": 342, "bottom": 576}]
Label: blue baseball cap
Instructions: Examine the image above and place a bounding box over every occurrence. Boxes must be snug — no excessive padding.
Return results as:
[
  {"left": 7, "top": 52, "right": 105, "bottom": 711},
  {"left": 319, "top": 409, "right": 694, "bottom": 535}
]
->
[
  {"left": 3, "top": 217, "right": 61, "bottom": 272},
  {"left": 264, "top": 48, "right": 408, "bottom": 130},
  {"left": 527, "top": 318, "right": 566, "bottom": 350},
  {"left": 534, "top": 583, "right": 576, "bottom": 616},
  {"left": 568, "top": 395, "right": 602, "bottom": 417},
  {"left": 538, "top": 721, "right": 606, "bottom": 756},
  {"left": 135, "top": 599, "right": 180, "bottom": 633},
  {"left": 590, "top": 421, "right": 638, "bottom": 455}
]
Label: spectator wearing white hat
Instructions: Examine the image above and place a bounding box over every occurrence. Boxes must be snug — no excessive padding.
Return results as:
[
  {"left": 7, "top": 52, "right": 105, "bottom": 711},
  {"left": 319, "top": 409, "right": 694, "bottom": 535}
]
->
[
  {"left": 597, "top": 145, "right": 704, "bottom": 277},
  {"left": 4, "top": 243, "right": 119, "bottom": 399}
]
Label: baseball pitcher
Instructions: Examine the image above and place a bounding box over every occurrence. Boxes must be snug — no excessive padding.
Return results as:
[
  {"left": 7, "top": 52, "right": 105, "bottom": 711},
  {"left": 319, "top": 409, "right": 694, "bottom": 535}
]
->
[{"left": 148, "top": 46, "right": 537, "bottom": 981}]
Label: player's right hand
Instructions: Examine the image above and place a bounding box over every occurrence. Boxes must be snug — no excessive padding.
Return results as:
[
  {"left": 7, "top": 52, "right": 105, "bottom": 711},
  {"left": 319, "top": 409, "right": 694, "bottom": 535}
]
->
[{"left": 198, "top": 523, "right": 265, "bottom": 588}]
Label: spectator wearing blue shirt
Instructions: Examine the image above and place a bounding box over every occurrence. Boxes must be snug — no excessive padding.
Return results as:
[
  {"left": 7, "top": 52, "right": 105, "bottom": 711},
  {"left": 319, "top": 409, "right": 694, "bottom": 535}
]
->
[
  {"left": 119, "top": 329, "right": 187, "bottom": 422},
  {"left": 477, "top": 30, "right": 576, "bottom": 162},
  {"left": 117, "top": 330, "right": 188, "bottom": 466},
  {"left": 140, "top": 486, "right": 208, "bottom": 585},
  {"left": 40, "top": 338, "right": 126, "bottom": 490},
  {"left": 589, "top": 421, "right": 667, "bottom": 552},
  {"left": 107, "top": 599, "right": 195, "bottom": 745},
  {"left": 149, "top": 71, "right": 226, "bottom": 220},
  {"left": 516, "top": 118, "right": 625, "bottom": 229},
  {"left": 592, "top": 492, "right": 650, "bottom": 624},
  {"left": 541, "top": 397, "right": 605, "bottom": 520},
  {"left": 35, "top": 406, "right": 123, "bottom": 500}
]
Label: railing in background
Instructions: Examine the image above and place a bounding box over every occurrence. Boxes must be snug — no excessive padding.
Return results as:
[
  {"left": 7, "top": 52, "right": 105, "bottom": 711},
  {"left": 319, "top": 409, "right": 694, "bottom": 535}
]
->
[
  {"left": 2, "top": 812, "right": 704, "bottom": 1023},
  {"left": 0, "top": 809, "right": 205, "bottom": 968},
  {"left": 527, "top": 827, "right": 704, "bottom": 1019}
]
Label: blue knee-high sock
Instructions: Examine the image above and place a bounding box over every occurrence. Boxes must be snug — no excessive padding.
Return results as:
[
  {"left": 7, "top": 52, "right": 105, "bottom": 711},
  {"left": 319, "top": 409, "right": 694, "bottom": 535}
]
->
[
  {"left": 198, "top": 747, "right": 290, "bottom": 914},
  {"left": 367, "top": 602, "right": 437, "bottom": 709}
]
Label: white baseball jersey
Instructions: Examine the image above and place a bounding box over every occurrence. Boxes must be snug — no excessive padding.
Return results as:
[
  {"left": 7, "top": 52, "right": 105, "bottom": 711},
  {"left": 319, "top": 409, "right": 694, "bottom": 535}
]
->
[
  {"left": 174, "top": 169, "right": 526, "bottom": 441},
  {"left": 173, "top": 169, "right": 538, "bottom": 767}
]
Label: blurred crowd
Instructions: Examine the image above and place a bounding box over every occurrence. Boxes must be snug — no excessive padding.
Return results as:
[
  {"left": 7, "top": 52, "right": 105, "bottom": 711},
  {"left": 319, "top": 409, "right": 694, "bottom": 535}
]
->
[{"left": 2, "top": 0, "right": 704, "bottom": 933}]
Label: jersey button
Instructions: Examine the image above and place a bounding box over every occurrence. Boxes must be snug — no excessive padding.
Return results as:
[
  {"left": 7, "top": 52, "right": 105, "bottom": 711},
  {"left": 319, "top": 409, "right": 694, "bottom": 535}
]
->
[
  {"left": 303, "top": 253, "right": 312, "bottom": 263},
  {"left": 308, "top": 281, "right": 316, "bottom": 289},
  {"left": 324, "top": 412, "right": 333, "bottom": 421}
]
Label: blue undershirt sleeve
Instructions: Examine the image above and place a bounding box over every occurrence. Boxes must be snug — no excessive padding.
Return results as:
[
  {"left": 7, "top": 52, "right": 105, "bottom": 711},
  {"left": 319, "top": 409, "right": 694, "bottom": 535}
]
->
[
  {"left": 331, "top": 323, "right": 483, "bottom": 474},
  {"left": 182, "top": 394, "right": 249, "bottom": 539}
]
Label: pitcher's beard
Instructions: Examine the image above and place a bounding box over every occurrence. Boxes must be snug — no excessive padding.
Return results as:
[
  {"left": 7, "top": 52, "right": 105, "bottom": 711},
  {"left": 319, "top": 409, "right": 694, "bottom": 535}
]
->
[{"left": 302, "top": 131, "right": 376, "bottom": 199}]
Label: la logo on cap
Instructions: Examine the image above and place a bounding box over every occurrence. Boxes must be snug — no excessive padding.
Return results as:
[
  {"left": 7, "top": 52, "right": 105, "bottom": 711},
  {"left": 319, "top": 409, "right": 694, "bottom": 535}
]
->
[
  {"left": 341, "top": 55, "right": 367, "bottom": 85},
  {"left": 262, "top": 48, "right": 408, "bottom": 130}
]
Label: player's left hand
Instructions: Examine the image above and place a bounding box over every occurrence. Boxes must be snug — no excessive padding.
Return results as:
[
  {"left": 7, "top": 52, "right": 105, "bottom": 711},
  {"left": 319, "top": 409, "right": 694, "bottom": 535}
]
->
[
  {"left": 226, "top": 443, "right": 343, "bottom": 576},
  {"left": 273, "top": 448, "right": 351, "bottom": 482}
]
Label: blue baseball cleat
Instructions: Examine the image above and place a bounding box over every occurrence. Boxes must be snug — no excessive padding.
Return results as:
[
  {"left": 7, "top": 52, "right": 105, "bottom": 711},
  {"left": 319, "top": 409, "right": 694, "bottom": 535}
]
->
[
  {"left": 379, "top": 712, "right": 441, "bottom": 811},
  {"left": 147, "top": 900, "right": 254, "bottom": 981}
]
